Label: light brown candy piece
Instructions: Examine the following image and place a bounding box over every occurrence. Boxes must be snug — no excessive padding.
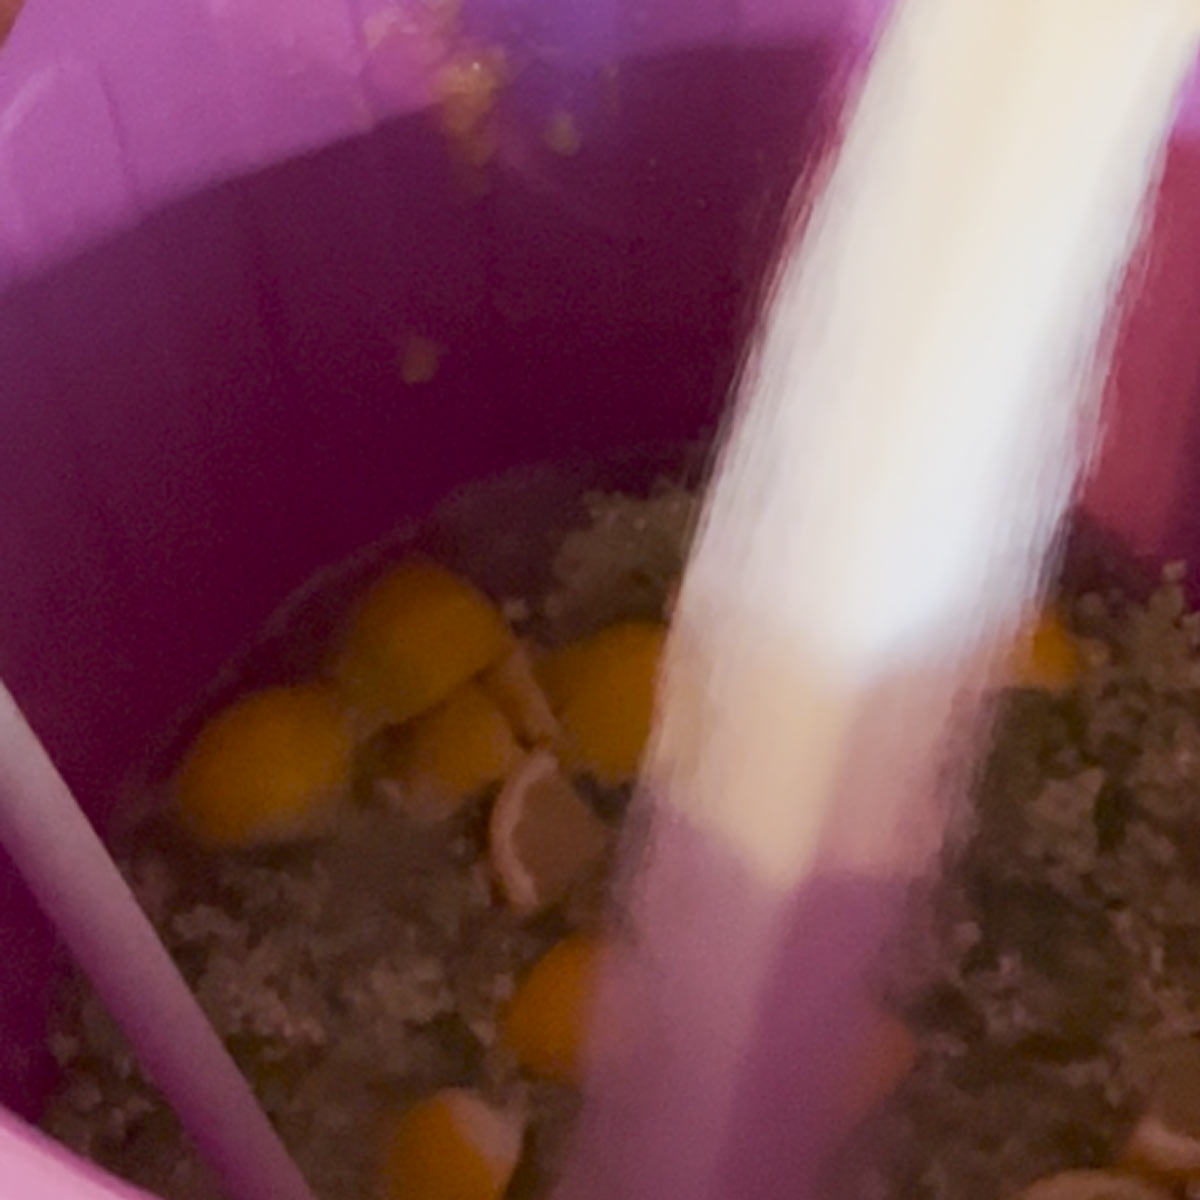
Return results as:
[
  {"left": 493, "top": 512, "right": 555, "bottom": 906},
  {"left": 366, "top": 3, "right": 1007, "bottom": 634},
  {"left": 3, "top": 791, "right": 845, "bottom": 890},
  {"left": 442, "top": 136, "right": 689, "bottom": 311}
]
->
[
  {"left": 1124, "top": 1039, "right": 1200, "bottom": 1176},
  {"left": 489, "top": 751, "right": 609, "bottom": 916},
  {"left": 479, "top": 643, "right": 561, "bottom": 748},
  {"left": 1015, "top": 1170, "right": 1172, "bottom": 1200}
]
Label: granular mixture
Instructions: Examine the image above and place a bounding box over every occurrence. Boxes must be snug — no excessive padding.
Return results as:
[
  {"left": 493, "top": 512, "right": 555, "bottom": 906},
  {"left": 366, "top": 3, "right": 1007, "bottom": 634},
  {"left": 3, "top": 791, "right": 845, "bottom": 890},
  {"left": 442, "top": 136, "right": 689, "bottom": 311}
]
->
[
  {"left": 838, "top": 562, "right": 1200, "bottom": 1199},
  {"left": 40, "top": 480, "right": 695, "bottom": 1200},
  {"left": 39, "top": 474, "right": 1200, "bottom": 1200}
]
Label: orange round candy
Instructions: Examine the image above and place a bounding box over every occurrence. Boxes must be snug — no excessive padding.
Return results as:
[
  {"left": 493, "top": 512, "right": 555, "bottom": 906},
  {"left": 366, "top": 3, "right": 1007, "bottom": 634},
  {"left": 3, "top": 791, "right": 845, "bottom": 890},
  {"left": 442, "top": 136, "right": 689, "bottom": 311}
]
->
[
  {"left": 1009, "top": 608, "right": 1079, "bottom": 692},
  {"left": 336, "top": 560, "right": 512, "bottom": 728},
  {"left": 377, "top": 683, "right": 523, "bottom": 824},
  {"left": 175, "top": 685, "right": 353, "bottom": 848},
  {"left": 502, "top": 935, "right": 602, "bottom": 1084},
  {"left": 537, "top": 622, "right": 665, "bottom": 785},
  {"left": 379, "top": 1089, "right": 522, "bottom": 1200}
]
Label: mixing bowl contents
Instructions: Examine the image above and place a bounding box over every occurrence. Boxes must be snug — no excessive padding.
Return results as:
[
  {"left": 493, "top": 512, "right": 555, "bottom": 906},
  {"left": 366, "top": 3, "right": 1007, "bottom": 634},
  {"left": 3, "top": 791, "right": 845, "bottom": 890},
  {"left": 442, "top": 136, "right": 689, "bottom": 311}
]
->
[
  {"left": 37, "top": 471, "right": 1200, "bottom": 1200},
  {"left": 835, "top": 563, "right": 1200, "bottom": 1200},
  {"left": 39, "top": 479, "right": 694, "bottom": 1200}
]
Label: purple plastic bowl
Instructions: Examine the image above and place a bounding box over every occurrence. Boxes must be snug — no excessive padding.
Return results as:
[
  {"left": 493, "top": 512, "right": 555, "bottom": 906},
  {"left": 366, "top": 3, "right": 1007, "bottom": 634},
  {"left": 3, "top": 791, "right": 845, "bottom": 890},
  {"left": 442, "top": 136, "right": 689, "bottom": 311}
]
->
[{"left": 0, "top": 0, "right": 1199, "bottom": 1195}]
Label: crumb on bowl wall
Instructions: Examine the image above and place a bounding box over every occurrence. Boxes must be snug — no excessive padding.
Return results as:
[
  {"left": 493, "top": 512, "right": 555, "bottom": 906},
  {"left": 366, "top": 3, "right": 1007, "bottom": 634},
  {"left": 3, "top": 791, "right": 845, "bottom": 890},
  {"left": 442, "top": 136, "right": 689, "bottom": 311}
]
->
[
  {"left": 543, "top": 112, "right": 580, "bottom": 157},
  {"left": 436, "top": 48, "right": 509, "bottom": 171},
  {"left": 399, "top": 335, "right": 444, "bottom": 385}
]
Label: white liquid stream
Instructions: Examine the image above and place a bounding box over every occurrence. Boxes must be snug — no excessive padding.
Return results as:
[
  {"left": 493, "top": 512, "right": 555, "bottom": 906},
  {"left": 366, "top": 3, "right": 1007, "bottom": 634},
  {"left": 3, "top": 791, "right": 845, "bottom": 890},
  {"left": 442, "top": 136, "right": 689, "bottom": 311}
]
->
[{"left": 657, "top": 0, "right": 1200, "bottom": 892}]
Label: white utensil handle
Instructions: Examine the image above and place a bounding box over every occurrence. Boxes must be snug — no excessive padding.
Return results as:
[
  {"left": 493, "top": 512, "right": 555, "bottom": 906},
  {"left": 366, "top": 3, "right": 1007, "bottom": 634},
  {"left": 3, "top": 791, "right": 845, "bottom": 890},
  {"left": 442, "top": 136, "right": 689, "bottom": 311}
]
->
[{"left": 0, "top": 682, "right": 316, "bottom": 1200}]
